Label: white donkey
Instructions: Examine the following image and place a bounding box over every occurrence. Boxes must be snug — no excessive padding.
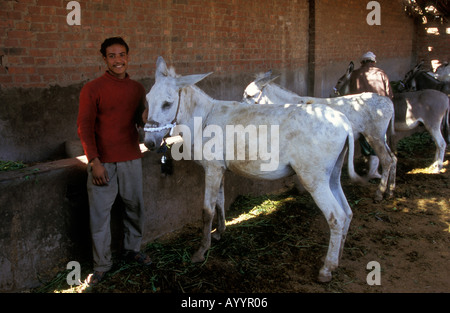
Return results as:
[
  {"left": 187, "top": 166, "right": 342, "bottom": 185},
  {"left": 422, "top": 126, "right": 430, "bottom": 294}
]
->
[
  {"left": 243, "top": 71, "right": 397, "bottom": 201},
  {"left": 144, "top": 57, "right": 364, "bottom": 282}
]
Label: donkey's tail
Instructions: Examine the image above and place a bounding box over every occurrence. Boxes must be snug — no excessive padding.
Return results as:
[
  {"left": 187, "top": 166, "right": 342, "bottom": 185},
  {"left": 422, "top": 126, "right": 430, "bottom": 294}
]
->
[
  {"left": 443, "top": 99, "right": 450, "bottom": 144},
  {"left": 387, "top": 98, "right": 396, "bottom": 149},
  {"left": 346, "top": 126, "right": 367, "bottom": 184}
]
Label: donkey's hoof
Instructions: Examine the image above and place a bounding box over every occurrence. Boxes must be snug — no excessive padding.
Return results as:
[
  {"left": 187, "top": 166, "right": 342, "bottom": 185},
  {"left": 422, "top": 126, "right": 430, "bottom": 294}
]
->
[
  {"left": 317, "top": 269, "right": 332, "bottom": 283},
  {"left": 211, "top": 232, "right": 221, "bottom": 241},
  {"left": 374, "top": 193, "right": 383, "bottom": 203},
  {"left": 191, "top": 252, "right": 205, "bottom": 263}
]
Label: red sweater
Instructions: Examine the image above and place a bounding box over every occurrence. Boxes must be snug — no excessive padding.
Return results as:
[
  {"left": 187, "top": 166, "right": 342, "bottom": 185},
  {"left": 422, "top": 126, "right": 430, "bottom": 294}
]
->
[{"left": 77, "top": 71, "right": 146, "bottom": 163}]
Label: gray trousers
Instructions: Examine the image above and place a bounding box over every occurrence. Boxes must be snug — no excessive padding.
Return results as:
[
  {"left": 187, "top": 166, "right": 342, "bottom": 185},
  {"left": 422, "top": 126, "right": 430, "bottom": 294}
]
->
[{"left": 87, "top": 159, "right": 145, "bottom": 272}]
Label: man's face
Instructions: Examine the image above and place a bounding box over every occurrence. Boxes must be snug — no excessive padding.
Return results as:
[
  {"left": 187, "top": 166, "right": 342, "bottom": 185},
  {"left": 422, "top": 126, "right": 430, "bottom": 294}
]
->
[{"left": 103, "top": 44, "right": 128, "bottom": 79}]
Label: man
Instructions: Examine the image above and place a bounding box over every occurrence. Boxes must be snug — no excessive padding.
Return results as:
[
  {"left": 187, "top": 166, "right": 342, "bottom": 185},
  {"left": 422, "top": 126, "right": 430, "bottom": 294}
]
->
[
  {"left": 77, "top": 37, "right": 151, "bottom": 286},
  {"left": 349, "top": 51, "right": 393, "bottom": 179}
]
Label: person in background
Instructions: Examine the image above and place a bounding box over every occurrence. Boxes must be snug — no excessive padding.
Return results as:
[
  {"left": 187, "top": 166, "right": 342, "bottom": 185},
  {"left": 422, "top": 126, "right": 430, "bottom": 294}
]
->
[
  {"left": 349, "top": 51, "right": 394, "bottom": 179},
  {"left": 77, "top": 37, "right": 151, "bottom": 286}
]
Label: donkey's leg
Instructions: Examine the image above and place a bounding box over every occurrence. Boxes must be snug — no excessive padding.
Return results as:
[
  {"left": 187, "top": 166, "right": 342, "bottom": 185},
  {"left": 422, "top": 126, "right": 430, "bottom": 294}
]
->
[
  {"left": 426, "top": 125, "right": 446, "bottom": 172},
  {"left": 329, "top": 146, "right": 353, "bottom": 260},
  {"left": 212, "top": 176, "right": 226, "bottom": 241},
  {"left": 311, "top": 184, "right": 349, "bottom": 282},
  {"left": 385, "top": 142, "right": 397, "bottom": 197},
  {"left": 296, "top": 172, "right": 349, "bottom": 283},
  {"left": 366, "top": 136, "right": 396, "bottom": 200},
  {"left": 191, "top": 167, "right": 225, "bottom": 263}
]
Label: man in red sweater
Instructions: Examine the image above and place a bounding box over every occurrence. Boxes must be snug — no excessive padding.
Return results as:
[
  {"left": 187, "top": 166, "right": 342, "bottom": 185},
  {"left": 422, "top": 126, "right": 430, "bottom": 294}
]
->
[{"left": 77, "top": 37, "right": 150, "bottom": 286}]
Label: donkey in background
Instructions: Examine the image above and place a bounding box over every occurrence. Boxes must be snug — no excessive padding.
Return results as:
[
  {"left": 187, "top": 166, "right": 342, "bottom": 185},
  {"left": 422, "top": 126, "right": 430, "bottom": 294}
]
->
[
  {"left": 243, "top": 71, "right": 397, "bottom": 202},
  {"left": 401, "top": 61, "right": 450, "bottom": 94},
  {"left": 335, "top": 62, "right": 450, "bottom": 172}
]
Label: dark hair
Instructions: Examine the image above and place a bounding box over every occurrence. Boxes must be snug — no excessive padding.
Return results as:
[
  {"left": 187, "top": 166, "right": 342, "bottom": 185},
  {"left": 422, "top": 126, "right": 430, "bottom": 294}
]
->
[
  {"left": 100, "top": 37, "right": 129, "bottom": 57},
  {"left": 361, "top": 59, "right": 376, "bottom": 65}
]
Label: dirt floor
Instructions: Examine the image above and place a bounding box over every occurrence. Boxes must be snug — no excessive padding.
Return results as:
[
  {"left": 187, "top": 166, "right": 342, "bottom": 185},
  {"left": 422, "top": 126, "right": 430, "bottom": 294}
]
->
[{"left": 40, "top": 132, "right": 449, "bottom": 294}]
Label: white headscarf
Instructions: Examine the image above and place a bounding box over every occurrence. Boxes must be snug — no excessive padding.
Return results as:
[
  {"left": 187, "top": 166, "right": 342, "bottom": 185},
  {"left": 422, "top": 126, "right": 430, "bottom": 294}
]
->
[{"left": 361, "top": 51, "right": 376, "bottom": 62}]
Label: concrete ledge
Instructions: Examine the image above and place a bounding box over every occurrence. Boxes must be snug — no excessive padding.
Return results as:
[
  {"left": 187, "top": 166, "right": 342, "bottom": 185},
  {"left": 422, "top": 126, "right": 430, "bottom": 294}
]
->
[
  {"left": 0, "top": 146, "right": 297, "bottom": 292},
  {"left": 0, "top": 156, "right": 90, "bottom": 292}
]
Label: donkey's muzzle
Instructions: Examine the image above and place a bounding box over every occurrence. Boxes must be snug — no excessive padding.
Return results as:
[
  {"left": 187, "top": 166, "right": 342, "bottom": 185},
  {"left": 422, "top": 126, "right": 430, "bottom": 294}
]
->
[{"left": 144, "top": 140, "right": 156, "bottom": 150}]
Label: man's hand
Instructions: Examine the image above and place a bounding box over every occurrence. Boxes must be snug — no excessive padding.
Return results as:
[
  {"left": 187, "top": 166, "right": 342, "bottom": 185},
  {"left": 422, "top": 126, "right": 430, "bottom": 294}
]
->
[
  {"left": 90, "top": 158, "right": 109, "bottom": 186},
  {"left": 142, "top": 107, "right": 148, "bottom": 125}
]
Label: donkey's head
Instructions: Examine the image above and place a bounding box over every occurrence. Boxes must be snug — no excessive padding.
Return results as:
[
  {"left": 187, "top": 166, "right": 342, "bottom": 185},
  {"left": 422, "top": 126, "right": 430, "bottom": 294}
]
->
[
  {"left": 402, "top": 60, "right": 424, "bottom": 91},
  {"left": 242, "top": 70, "right": 280, "bottom": 104},
  {"left": 333, "top": 61, "right": 354, "bottom": 96},
  {"left": 144, "top": 56, "right": 212, "bottom": 150}
]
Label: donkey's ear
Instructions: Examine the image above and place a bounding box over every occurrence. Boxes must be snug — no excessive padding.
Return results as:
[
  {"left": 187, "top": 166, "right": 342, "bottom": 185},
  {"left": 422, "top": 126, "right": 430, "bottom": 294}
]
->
[
  {"left": 347, "top": 61, "right": 354, "bottom": 74},
  {"left": 267, "top": 74, "right": 280, "bottom": 84},
  {"left": 155, "top": 56, "right": 169, "bottom": 81},
  {"left": 257, "top": 74, "right": 280, "bottom": 88},
  {"left": 413, "top": 60, "right": 424, "bottom": 72},
  {"left": 175, "top": 72, "right": 213, "bottom": 89},
  {"left": 263, "top": 70, "right": 272, "bottom": 78}
]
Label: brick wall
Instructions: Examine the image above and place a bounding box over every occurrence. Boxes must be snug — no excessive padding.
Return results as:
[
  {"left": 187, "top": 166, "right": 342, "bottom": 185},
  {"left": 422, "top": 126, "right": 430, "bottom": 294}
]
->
[
  {"left": 312, "top": 0, "right": 416, "bottom": 96},
  {"left": 0, "top": 0, "right": 309, "bottom": 89},
  {"left": 1, "top": 1, "right": 446, "bottom": 90},
  {"left": 315, "top": 0, "right": 414, "bottom": 66}
]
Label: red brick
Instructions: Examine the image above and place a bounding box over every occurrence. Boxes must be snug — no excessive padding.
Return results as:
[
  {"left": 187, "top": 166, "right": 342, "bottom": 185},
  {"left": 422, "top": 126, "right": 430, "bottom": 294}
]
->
[
  {"left": 30, "top": 49, "right": 54, "bottom": 58},
  {"left": 8, "top": 66, "right": 35, "bottom": 75},
  {"left": 0, "top": 75, "right": 13, "bottom": 84},
  {"left": 13, "top": 75, "right": 28, "bottom": 84},
  {"left": 29, "top": 75, "right": 42, "bottom": 83},
  {"left": 7, "top": 30, "right": 34, "bottom": 39},
  {"left": 21, "top": 57, "right": 35, "bottom": 65},
  {"left": 36, "top": 0, "right": 63, "bottom": 7}
]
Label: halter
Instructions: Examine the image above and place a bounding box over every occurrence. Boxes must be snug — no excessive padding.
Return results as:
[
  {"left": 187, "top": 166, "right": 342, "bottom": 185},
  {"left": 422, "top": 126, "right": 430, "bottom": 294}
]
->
[
  {"left": 254, "top": 90, "right": 263, "bottom": 103},
  {"left": 244, "top": 89, "right": 263, "bottom": 104},
  {"left": 144, "top": 90, "right": 182, "bottom": 135}
]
